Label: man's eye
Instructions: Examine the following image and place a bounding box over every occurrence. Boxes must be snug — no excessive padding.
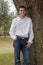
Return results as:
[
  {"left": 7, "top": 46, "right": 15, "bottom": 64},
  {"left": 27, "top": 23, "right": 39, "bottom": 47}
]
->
[{"left": 19, "top": 10, "right": 25, "bottom": 11}]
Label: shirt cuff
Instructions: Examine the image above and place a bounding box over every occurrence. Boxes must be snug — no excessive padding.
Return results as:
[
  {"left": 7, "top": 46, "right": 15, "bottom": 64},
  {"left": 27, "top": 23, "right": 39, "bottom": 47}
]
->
[
  {"left": 10, "top": 35, "right": 17, "bottom": 40},
  {"left": 28, "top": 39, "right": 33, "bottom": 44}
]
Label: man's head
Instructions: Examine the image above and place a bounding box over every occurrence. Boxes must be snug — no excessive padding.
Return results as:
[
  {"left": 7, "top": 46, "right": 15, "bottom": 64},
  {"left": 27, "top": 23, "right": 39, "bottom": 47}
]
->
[{"left": 18, "top": 6, "right": 26, "bottom": 18}]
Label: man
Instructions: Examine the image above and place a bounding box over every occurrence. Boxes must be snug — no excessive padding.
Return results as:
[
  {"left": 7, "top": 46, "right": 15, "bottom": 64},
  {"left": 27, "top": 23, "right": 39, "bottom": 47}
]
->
[{"left": 9, "top": 6, "right": 34, "bottom": 65}]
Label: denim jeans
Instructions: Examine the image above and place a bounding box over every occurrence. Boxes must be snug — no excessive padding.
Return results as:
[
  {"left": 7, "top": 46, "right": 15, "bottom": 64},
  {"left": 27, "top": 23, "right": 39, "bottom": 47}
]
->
[{"left": 13, "top": 37, "right": 30, "bottom": 65}]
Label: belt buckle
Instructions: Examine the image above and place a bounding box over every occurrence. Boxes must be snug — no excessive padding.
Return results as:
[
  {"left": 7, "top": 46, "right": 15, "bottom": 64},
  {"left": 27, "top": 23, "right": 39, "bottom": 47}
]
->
[{"left": 21, "top": 37, "right": 24, "bottom": 39}]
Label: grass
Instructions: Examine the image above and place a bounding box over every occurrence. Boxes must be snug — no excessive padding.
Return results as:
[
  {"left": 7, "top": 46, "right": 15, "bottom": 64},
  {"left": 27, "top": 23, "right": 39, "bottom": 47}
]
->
[
  {"left": 0, "top": 36, "right": 23, "bottom": 65},
  {"left": 0, "top": 36, "right": 13, "bottom": 53},
  {"left": 0, "top": 53, "right": 14, "bottom": 65},
  {"left": 0, "top": 52, "right": 23, "bottom": 65},
  {"left": 0, "top": 36, "right": 14, "bottom": 65}
]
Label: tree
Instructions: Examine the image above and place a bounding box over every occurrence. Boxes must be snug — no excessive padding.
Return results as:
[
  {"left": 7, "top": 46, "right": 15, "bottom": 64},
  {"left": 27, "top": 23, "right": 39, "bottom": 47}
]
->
[{"left": 0, "top": 0, "right": 14, "bottom": 36}]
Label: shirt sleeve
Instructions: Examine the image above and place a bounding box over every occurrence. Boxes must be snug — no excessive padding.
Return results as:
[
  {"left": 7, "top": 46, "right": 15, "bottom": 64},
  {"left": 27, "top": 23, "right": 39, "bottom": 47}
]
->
[
  {"left": 9, "top": 19, "right": 17, "bottom": 40},
  {"left": 28, "top": 19, "right": 34, "bottom": 44}
]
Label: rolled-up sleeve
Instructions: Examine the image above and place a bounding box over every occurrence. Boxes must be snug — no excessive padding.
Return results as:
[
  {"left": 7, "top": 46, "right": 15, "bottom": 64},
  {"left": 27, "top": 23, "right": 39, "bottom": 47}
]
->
[
  {"left": 28, "top": 19, "right": 34, "bottom": 44},
  {"left": 9, "top": 19, "right": 17, "bottom": 40}
]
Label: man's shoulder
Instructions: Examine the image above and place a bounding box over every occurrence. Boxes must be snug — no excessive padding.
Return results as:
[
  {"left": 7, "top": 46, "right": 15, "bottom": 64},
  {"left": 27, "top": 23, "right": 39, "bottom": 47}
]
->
[
  {"left": 26, "top": 16, "right": 32, "bottom": 23},
  {"left": 12, "top": 16, "right": 18, "bottom": 23},
  {"left": 26, "top": 16, "right": 32, "bottom": 20}
]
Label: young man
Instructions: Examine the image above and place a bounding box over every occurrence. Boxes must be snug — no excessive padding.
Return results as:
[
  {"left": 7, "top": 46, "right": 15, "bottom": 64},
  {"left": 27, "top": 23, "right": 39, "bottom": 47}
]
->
[{"left": 9, "top": 6, "right": 34, "bottom": 65}]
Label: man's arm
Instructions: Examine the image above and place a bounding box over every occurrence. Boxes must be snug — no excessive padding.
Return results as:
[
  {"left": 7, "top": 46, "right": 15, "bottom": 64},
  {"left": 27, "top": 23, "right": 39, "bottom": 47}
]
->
[
  {"left": 9, "top": 19, "right": 17, "bottom": 40},
  {"left": 28, "top": 19, "right": 34, "bottom": 44},
  {"left": 26, "top": 19, "right": 34, "bottom": 48}
]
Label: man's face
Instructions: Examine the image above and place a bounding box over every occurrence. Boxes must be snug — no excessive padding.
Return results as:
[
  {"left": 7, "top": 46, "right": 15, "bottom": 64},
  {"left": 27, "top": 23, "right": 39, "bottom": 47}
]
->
[{"left": 19, "top": 8, "right": 26, "bottom": 17}]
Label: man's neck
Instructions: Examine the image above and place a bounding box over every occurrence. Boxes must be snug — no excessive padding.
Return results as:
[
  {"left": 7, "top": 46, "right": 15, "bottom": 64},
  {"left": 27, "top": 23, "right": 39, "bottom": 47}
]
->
[{"left": 19, "top": 15, "right": 25, "bottom": 19}]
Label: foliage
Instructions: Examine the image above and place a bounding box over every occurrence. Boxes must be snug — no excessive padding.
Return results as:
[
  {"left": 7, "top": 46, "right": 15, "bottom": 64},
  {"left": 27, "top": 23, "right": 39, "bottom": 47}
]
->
[{"left": 0, "top": 0, "right": 15, "bottom": 36}]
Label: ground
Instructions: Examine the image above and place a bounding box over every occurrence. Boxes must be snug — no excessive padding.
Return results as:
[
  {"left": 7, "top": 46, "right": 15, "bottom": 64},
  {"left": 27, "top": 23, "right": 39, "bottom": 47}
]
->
[
  {"left": 0, "top": 36, "right": 14, "bottom": 65},
  {"left": 0, "top": 36, "right": 13, "bottom": 53}
]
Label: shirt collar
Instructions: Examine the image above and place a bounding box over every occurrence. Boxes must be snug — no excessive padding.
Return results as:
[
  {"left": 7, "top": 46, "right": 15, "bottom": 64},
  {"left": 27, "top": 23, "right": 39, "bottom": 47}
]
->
[{"left": 18, "top": 16, "right": 26, "bottom": 20}]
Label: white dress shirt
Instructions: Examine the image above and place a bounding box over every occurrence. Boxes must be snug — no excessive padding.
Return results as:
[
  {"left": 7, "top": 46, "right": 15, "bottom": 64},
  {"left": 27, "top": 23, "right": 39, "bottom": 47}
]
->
[{"left": 9, "top": 16, "right": 34, "bottom": 43}]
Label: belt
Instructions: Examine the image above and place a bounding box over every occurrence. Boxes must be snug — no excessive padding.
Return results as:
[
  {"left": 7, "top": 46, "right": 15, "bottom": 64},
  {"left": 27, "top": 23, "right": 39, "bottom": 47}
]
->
[{"left": 16, "top": 35, "right": 29, "bottom": 40}]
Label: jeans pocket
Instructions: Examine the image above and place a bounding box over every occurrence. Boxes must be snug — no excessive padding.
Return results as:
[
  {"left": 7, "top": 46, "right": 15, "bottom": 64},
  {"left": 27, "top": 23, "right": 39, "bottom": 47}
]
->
[
  {"left": 13, "top": 39, "right": 17, "bottom": 47},
  {"left": 23, "top": 39, "right": 28, "bottom": 45}
]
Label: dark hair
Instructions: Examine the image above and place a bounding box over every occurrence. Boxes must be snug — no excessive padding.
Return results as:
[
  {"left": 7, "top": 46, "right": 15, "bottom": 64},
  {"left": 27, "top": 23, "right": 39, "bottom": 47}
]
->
[{"left": 18, "top": 6, "right": 26, "bottom": 10}]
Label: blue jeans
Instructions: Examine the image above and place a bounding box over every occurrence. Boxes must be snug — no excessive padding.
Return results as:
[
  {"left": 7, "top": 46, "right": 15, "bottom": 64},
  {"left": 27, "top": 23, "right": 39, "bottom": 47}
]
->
[{"left": 13, "top": 37, "right": 30, "bottom": 65}]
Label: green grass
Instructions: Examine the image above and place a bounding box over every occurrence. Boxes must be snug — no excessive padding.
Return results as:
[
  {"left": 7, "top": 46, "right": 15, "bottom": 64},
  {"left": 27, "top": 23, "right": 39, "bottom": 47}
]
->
[{"left": 0, "top": 53, "right": 14, "bottom": 65}]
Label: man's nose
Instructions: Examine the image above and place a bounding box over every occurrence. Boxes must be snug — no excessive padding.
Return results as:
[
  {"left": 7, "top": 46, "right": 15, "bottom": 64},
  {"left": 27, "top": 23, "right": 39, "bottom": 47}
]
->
[{"left": 21, "top": 11, "right": 24, "bottom": 13}]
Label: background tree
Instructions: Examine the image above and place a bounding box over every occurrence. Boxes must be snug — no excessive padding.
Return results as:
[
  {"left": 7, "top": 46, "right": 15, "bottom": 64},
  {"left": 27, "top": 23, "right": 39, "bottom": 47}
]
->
[{"left": 0, "top": 0, "right": 15, "bottom": 36}]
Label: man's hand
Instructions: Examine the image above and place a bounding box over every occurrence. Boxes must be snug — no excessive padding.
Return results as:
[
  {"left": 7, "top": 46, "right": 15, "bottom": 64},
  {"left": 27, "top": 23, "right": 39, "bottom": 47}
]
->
[
  {"left": 14, "top": 37, "right": 17, "bottom": 40},
  {"left": 26, "top": 41, "right": 32, "bottom": 48}
]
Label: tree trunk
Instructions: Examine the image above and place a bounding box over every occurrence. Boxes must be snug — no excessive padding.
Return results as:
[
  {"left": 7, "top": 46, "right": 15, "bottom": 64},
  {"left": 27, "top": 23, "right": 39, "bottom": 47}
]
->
[{"left": 13, "top": 0, "right": 43, "bottom": 65}]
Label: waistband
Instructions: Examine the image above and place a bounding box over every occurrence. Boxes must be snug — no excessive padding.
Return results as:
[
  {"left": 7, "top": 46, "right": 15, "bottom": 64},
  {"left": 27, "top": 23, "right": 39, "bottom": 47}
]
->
[{"left": 16, "top": 35, "right": 29, "bottom": 40}]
